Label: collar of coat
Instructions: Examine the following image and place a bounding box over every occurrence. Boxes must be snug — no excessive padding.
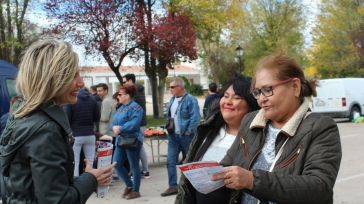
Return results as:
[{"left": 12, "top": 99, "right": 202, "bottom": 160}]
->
[
  {"left": 40, "top": 101, "right": 72, "bottom": 136},
  {"left": 249, "top": 98, "right": 310, "bottom": 137}
]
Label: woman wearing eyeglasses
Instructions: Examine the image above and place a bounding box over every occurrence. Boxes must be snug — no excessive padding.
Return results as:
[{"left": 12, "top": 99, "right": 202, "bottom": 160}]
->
[
  {"left": 111, "top": 84, "right": 144, "bottom": 200},
  {"left": 212, "top": 52, "right": 342, "bottom": 203}
]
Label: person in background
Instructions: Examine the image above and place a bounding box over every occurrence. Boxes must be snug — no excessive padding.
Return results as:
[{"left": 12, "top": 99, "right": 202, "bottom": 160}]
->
[
  {"left": 203, "top": 82, "right": 219, "bottom": 119},
  {"left": 110, "top": 91, "right": 129, "bottom": 179},
  {"left": 161, "top": 77, "right": 201, "bottom": 197},
  {"left": 112, "top": 84, "right": 144, "bottom": 200},
  {"left": 90, "top": 85, "right": 102, "bottom": 104},
  {"left": 212, "top": 52, "right": 342, "bottom": 203},
  {"left": 97, "top": 83, "right": 116, "bottom": 137},
  {"left": 0, "top": 39, "right": 115, "bottom": 204},
  {"left": 113, "top": 91, "right": 122, "bottom": 110},
  {"left": 175, "top": 73, "right": 260, "bottom": 204},
  {"left": 0, "top": 96, "right": 21, "bottom": 201},
  {"left": 90, "top": 85, "right": 102, "bottom": 132},
  {"left": 64, "top": 88, "right": 100, "bottom": 177},
  {"left": 0, "top": 96, "right": 20, "bottom": 136},
  {"left": 123, "top": 73, "right": 150, "bottom": 179}
]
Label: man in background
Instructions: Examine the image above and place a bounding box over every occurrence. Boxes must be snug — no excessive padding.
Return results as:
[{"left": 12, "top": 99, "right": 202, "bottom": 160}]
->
[
  {"left": 90, "top": 85, "right": 102, "bottom": 134},
  {"left": 96, "top": 83, "right": 116, "bottom": 136},
  {"left": 64, "top": 88, "right": 100, "bottom": 176},
  {"left": 161, "top": 77, "right": 200, "bottom": 196},
  {"left": 203, "top": 82, "right": 219, "bottom": 118}
]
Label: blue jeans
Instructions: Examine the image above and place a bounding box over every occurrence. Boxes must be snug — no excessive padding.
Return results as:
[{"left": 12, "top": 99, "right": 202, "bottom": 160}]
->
[
  {"left": 73, "top": 135, "right": 96, "bottom": 177},
  {"left": 113, "top": 139, "right": 142, "bottom": 192},
  {"left": 167, "top": 133, "right": 193, "bottom": 187}
]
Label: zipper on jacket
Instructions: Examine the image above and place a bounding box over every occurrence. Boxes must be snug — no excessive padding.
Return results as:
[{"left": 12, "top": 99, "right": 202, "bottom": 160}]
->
[
  {"left": 277, "top": 143, "right": 304, "bottom": 168},
  {"left": 241, "top": 137, "right": 249, "bottom": 159},
  {"left": 247, "top": 128, "right": 266, "bottom": 170}
]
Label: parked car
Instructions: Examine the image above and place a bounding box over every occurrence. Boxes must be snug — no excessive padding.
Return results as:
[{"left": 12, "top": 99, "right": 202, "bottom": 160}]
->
[
  {"left": 312, "top": 78, "right": 364, "bottom": 121},
  {"left": 0, "top": 60, "right": 18, "bottom": 117}
]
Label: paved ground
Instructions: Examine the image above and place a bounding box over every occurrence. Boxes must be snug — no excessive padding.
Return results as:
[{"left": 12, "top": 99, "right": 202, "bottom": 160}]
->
[{"left": 87, "top": 120, "right": 364, "bottom": 204}]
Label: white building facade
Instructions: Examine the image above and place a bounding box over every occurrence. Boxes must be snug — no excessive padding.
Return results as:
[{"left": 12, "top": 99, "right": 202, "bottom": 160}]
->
[{"left": 80, "top": 64, "right": 208, "bottom": 95}]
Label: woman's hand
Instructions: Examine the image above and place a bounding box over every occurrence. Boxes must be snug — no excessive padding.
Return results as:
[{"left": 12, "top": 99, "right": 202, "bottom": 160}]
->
[
  {"left": 84, "top": 159, "right": 116, "bottom": 186},
  {"left": 211, "top": 166, "right": 254, "bottom": 190},
  {"left": 113, "top": 125, "right": 120, "bottom": 135}
]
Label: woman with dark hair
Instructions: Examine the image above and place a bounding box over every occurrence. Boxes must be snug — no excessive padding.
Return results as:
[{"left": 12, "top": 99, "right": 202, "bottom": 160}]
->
[
  {"left": 111, "top": 84, "right": 144, "bottom": 200},
  {"left": 212, "top": 52, "right": 342, "bottom": 203},
  {"left": 175, "top": 73, "right": 260, "bottom": 204}
]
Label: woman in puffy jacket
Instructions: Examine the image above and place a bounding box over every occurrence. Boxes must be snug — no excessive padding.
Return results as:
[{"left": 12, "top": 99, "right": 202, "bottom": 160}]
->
[{"left": 212, "top": 52, "right": 342, "bottom": 204}]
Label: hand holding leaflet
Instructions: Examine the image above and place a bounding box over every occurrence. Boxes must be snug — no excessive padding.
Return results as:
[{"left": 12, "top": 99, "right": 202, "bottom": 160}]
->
[
  {"left": 95, "top": 141, "right": 114, "bottom": 198},
  {"left": 178, "top": 161, "right": 224, "bottom": 194}
]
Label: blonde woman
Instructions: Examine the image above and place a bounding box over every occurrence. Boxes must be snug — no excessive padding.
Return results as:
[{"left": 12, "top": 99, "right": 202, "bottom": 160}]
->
[{"left": 0, "top": 39, "right": 115, "bottom": 204}]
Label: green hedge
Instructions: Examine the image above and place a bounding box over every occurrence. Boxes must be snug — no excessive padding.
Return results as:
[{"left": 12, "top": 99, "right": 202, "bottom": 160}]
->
[{"left": 179, "top": 76, "right": 203, "bottom": 96}]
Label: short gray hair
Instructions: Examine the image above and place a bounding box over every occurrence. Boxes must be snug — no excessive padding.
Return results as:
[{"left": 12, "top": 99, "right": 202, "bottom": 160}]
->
[{"left": 172, "top": 77, "right": 185, "bottom": 88}]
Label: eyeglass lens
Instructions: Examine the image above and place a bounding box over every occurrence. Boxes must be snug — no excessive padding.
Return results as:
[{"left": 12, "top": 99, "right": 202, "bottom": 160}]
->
[{"left": 252, "top": 87, "right": 273, "bottom": 99}]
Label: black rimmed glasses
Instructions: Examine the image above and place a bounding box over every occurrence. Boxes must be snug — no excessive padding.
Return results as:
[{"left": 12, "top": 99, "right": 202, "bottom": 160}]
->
[
  {"left": 251, "top": 78, "right": 293, "bottom": 99},
  {"left": 170, "top": 85, "right": 178, "bottom": 89}
]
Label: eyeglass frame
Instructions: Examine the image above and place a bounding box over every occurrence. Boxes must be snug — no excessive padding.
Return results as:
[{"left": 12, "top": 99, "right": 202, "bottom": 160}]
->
[
  {"left": 118, "top": 93, "right": 128, "bottom": 97},
  {"left": 169, "top": 85, "right": 180, "bottom": 89},
  {"left": 251, "top": 78, "right": 294, "bottom": 99}
]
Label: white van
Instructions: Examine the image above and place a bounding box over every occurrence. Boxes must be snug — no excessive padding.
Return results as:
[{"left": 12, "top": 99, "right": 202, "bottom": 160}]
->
[{"left": 312, "top": 78, "right": 364, "bottom": 120}]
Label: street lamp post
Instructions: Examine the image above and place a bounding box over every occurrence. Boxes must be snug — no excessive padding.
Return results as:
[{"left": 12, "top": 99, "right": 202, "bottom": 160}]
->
[{"left": 236, "top": 45, "right": 244, "bottom": 73}]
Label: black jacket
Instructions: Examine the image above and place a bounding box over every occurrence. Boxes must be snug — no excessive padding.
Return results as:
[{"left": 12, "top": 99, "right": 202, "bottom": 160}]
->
[
  {"left": 64, "top": 88, "right": 100, "bottom": 136},
  {"left": 0, "top": 101, "right": 97, "bottom": 204},
  {"left": 134, "top": 83, "right": 147, "bottom": 126},
  {"left": 176, "top": 102, "right": 230, "bottom": 204},
  {"left": 203, "top": 93, "right": 219, "bottom": 118}
]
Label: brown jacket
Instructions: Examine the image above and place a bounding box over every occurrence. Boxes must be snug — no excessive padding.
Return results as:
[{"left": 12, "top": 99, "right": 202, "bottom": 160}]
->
[{"left": 221, "top": 99, "right": 342, "bottom": 204}]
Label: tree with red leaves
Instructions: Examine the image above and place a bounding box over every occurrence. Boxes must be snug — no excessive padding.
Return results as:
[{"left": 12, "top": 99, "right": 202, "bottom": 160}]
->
[
  {"left": 134, "top": 0, "right": 197, "bottom": 117},
  {"left": 45, "top": 0, "right": 197, "bottom": 117},
  {"left": 45, "top": 0, "right": 137, "bottom": 83}
]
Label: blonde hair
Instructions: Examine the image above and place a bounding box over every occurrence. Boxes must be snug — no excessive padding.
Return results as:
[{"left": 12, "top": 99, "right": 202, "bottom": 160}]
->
[{"left": 14, "top": 39, "right": 79, "bottom": 118}]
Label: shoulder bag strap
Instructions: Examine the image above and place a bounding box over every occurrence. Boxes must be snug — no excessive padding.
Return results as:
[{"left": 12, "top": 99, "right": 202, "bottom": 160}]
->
[{"left": 174, "top": 94, "right": 187, "bottom": 115}]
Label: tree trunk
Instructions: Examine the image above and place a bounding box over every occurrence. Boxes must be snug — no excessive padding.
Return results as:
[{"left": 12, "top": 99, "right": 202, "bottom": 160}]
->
[
  {"left": 157, "top": 77, "right": 166, "bottom": 118},
  {"left": 110, "top": 66, "right": 123, "bottom": 84},
  {"left": 0, "top": 2, "right": 7, "bottom": 60},
  {"left": 146, "top": 69, "right": 159, "bottom": 118},
  {"left": 0, "top": 0, "right": 30, "bottom": 65}
]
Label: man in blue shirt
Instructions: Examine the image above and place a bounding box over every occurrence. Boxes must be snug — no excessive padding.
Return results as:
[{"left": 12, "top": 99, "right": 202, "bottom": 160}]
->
[{"left": 161, "top": 77, "right": 201, "bottom": 197}]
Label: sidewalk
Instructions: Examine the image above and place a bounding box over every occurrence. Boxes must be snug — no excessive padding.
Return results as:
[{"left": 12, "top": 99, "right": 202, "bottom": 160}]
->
[
  {"left": 87, "top": 138, "right": 178, "bottom": 204},
  {"left": 87, "top": 164, "right": 177, "bottom": 204}
]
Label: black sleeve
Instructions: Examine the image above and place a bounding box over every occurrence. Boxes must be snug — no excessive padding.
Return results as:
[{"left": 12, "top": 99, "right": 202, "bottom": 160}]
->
[
  {"left": 27, "top": 122, "right": 97, "bottom": 204},
  {"left": 251, "top": 116, "right": 342, "bottom": 204}
]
